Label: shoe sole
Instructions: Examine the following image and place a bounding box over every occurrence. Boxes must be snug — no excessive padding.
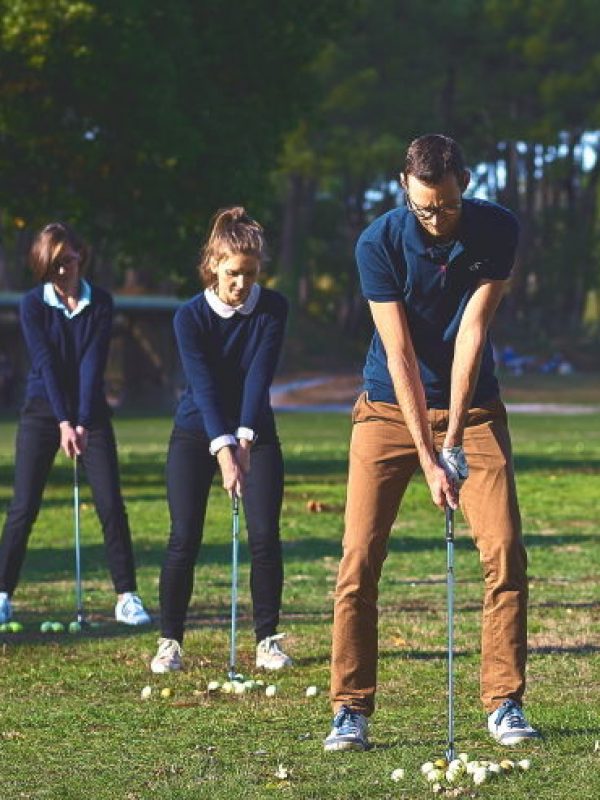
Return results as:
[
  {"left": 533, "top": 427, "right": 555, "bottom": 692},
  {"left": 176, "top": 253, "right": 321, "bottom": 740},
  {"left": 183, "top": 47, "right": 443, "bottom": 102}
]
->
[
  {"left": 324, "top": 740, "right": 368, "bottom": 752},
  {"left": 491, "top": 732, "right": 542, "bottom": 745},
  {"left": 256, "top": 661, "right": 293, "bottom": 670},
  {"left": 150, "top": 662, "right": 182, "bottom": 674}
]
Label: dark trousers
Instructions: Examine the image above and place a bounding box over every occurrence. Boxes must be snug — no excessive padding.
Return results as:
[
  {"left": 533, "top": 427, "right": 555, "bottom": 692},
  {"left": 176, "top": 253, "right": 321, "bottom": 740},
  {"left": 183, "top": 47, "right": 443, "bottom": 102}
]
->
[
  {"left": 159, "top": 425, "right": 285, "bottom": 644},
  {"left": 0, "top": 405, "right": 137, "bottom": 595}
]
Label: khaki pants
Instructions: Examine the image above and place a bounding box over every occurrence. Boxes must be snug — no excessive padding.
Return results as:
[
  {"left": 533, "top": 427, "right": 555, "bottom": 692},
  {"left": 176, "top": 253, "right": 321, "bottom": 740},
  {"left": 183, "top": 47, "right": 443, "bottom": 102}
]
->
[{"left": 331, "top": 393, "right": 528, "bottom": 716}]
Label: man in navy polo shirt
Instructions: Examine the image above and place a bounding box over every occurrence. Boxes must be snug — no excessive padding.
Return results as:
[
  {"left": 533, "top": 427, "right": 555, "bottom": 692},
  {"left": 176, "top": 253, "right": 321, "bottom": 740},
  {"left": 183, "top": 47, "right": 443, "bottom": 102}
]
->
[{"left": 324, "top": 134, "right": 541, "bottom": 751}]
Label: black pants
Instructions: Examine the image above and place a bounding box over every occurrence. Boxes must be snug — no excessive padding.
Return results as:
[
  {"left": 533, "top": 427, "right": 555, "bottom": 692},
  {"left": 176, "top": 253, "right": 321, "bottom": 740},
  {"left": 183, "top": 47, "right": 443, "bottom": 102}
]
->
[
  {"left": 159, "top": 425, "right": 285, "bottom": 644},
  {"left": 0, "top": 403, "right": 137, "bottom": 595}
]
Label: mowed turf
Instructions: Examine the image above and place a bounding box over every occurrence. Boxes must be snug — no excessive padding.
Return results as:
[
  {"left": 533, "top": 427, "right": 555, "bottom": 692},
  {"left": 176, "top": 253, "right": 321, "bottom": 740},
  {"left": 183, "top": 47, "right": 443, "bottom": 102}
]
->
[{"left": 0, "top": 407, "right": 598, "bottom": 799}]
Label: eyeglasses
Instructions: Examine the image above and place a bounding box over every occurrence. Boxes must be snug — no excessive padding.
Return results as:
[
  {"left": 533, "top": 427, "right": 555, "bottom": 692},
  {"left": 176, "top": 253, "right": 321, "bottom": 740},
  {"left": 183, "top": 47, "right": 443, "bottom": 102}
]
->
[{"left": 405, "top": 191, "right": 462, "bottom": 221}]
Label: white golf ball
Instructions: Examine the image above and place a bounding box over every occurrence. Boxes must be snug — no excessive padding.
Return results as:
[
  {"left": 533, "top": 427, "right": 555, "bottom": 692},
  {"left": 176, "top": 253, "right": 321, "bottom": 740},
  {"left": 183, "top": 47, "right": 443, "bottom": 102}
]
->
[
  {"left": 426, "top": 769, "right": 445, "bottom": 783},
  {"left": 255, "top": 679, "right": 265, "bottom": 687},
  {"left": 232, "top": 681, "right": 245, "bottom": 695},
  {"left": 466, "top": 760, "right": 481, "bottom": 774},
  {"left": 488, "top": 762, "right": 502, "bottom": 775},
  {"left": 221, "top": 681, "right": 233, "bottom": 694},
  {"left": 390, "top": 768, "right": 405, "bottom": 782},
  {"left": 517, "top": 758, "right": 531, "bottom": 771},
  {"left": 265, "top": 684, "right": 277, "bottom": 697},
  {"left": 305, "top": 685, "right": 319, "bottom": 697},
  {"left": 472, "top": 767, "right": 489, "bottom": 785},
  {"left": 420, "top": 761, "right": 435, "bottom": 775},
  {"left": 243, "top": 680, "right": 256, "bottom": 691},
  {"left": 140, "top": 685, "right": 152, "bottom": 700},
  {"left": 431, "top": 783, "right": 443, "bottom": 795},
  {"left": 458, "top": 752, "right": 469, "bottom": 764},
  {"left": 207, "top": 680, "right": 220, "bottom": 692}
]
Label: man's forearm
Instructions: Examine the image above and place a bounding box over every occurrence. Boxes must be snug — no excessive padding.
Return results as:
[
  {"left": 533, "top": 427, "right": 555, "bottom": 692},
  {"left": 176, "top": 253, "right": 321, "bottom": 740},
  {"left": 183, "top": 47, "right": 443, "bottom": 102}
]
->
[
  {"left": 446, "top": 327, "right": 486, "bottom": 446},
  {"left": 388, "top": 353, "right": 437, "bottom": 472}
]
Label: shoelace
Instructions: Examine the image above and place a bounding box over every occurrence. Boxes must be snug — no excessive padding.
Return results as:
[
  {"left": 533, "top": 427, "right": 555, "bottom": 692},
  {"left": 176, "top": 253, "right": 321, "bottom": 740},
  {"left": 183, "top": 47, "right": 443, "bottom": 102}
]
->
[
  {"left": 336, "top": 707, "right": 363, "bottom": 736},
  {"left": 123, "top": 594, "right": 143, "bottom": 614},
  {"left": 263, "top": 633, "right": 286, "bottom": 654},
  {"left": 495, "top": 702, "right": 527, "bottom": 730},
  {"left": 158, "top": 639, "right": 181, "bottom": 658}
]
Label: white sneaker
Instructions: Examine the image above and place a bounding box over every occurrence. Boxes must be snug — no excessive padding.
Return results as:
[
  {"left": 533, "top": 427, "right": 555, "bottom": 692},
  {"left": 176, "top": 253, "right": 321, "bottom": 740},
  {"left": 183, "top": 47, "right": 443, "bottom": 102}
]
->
[
  {"left": 151, "top": 638, "right": 183, "bottom": 674},
  {"left": 256, "top": 633, "right": 293, "bottom": 670},
  {"left": 488, "top": 700, "right": 541, "bottom": 745},
  {"left": 115, "top": 593, "right": 151, "bottom": 626},
  {"left": 0, "top": 592, "right": 12, "bottom": 624}
]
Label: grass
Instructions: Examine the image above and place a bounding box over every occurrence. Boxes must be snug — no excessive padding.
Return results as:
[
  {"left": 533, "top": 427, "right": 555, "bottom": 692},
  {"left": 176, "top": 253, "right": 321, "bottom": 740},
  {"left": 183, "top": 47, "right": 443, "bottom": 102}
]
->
[{"left": 0, "top": 402, "right": 599, "bottom": 799}]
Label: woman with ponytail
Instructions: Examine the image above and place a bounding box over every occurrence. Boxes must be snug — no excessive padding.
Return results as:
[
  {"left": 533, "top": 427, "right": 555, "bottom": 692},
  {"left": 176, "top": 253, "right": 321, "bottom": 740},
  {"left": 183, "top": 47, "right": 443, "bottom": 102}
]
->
[{"left": 151, "top": 207, "right": 292, "bottom": 673}]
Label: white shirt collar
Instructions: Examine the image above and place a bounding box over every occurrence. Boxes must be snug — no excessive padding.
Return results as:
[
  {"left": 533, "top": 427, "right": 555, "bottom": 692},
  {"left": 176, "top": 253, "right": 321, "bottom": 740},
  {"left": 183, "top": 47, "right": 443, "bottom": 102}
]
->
[
  {"left": 204, "top": 283, "right": 261, "bottom": 319},
  {"left": 43, "top": 279, "right": 92, "bottom": 318}
]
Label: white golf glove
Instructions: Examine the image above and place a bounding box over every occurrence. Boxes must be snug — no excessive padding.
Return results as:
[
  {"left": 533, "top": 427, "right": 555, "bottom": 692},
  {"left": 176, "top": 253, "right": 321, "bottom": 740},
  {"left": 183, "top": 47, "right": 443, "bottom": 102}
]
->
[{"left": 438, "top": 445, "right": 469, "bottom": 486}]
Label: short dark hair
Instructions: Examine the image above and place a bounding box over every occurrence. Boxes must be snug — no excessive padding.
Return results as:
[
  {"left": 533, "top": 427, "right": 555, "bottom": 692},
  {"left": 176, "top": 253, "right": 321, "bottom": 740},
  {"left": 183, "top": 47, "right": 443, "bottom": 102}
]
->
[
  {"left": 29, "top": 222, "right": 88, "bottom": 283},
  {"left": 404, "top": 134, "right": 465, "bottom": 184}
]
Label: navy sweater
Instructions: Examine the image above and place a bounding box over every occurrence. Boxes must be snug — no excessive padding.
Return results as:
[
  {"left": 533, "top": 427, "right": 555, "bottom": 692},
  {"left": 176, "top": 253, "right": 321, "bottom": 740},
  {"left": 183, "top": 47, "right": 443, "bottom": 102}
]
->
[
  {"left": 20, "top": 284, "right": 112, "bottom": 427},
  {"left": 173, "top": 287, "right": 288, "bottom": 440}
]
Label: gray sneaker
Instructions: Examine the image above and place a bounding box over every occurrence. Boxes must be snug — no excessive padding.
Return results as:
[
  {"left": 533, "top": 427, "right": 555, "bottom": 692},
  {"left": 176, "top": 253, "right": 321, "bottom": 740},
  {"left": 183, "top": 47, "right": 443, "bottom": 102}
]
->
[
  {"left": 151, "top": 638, "right": 183, "bottom": 674},
  {"left": 324, "top": 705, "right": 370, "bottom": 752},
  {"left": 0, "top": 592, "right": 12, "bottom": 624},
  {"left": 488, "top": 700, "right": 541, "bottom": 745}
]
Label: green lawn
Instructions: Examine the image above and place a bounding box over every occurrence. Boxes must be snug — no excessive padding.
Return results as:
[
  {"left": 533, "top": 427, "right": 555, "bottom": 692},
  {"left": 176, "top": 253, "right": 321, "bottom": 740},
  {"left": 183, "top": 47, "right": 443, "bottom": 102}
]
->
[{"left": 0, "top": 408, "right": 598, "bottom": 799}]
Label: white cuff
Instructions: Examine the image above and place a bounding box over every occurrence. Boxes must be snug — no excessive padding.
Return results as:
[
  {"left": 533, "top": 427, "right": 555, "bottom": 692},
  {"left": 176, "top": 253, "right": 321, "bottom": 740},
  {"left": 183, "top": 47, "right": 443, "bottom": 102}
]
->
[
  {"left": 235, "top": 426, "right": 256, "bottom": 443},
  {"left": 209, "top": 434, "right": 237, "bottom": 455}
]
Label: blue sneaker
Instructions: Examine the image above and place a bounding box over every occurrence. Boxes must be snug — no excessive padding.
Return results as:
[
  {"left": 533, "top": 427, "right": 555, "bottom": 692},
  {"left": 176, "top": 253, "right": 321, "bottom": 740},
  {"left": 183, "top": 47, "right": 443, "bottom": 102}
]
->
[
  {"left": 488, "top": 700, "right": 541, "bottom": 745},
  {"left": 0, "top": 592, "right": 12, "bottom": 624},
  {"left": 324, "top": 705, "right": 369, "bottom": 751}
]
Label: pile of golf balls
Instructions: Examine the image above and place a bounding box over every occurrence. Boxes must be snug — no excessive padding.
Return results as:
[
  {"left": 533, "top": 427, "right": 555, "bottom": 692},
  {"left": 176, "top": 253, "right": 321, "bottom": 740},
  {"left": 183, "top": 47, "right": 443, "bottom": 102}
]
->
[
  {"left": 0, "top": 621, "right": 23, "bottom": 633},
  {"left": 414, "top": 754, "right": 532, "bottom": 792}
]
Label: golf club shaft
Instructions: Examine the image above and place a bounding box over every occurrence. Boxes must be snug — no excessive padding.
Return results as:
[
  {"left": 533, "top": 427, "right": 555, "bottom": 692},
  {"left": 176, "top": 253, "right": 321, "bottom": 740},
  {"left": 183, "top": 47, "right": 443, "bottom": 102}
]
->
[
  {"left": 229, "top": 493, "right": 240, "bottom": 679},
  {"left": 73, "top": 456, "right": 84, "bottom": 623},
  {"left": 446, "top": 505, "right": 455, "bottom": 762}
]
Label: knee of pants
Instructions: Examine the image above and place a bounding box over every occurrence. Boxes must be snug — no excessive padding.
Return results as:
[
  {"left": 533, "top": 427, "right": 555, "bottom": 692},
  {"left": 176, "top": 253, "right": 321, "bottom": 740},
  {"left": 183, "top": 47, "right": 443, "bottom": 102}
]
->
[
  {"left": 480, "top": 537, "right": 527, "bottom": 585},
  {"left": 95, "top": 501, "right": 128, "bottom": 528},
  {"left": 247, "top": 530, "right": 281, "bottom": 559},
  {"left": 336, "top": 540, "right": 387, "bottom": 599}
]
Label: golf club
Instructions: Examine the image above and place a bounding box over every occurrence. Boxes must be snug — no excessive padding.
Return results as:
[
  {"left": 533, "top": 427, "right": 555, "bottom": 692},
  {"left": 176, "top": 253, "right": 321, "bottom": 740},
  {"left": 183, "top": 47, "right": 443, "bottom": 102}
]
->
[
  {"left": 73, "top": 456, "right": 85, "bottom": 626},
  {"left": 445, "top": 505, "right": 456, "bottom": 762},
  {"left": 228, "top": 493, "right": 240, "bottom": 680}
]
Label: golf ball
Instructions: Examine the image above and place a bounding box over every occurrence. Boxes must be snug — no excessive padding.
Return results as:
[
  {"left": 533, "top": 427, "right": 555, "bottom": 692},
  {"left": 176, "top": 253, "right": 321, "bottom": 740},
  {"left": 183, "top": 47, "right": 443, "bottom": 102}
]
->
[
  {"left": 426, "top": 769, "right": 445, "bottom": 783},
  {"left": 68, "top": 621, "right": 82, "bottom": 634},
  {"left": 420, "top": 761, "right": 435, "bottom": 776},
  {"left": 140, "top": 685, "right": 152, "bottom": 700},
  {"left": 390, "top": 768, "right": 405, "bottom": 782},
  {"left": 160, "top": 687, "right": 172, "bottom": 699},
  {"left": 51, "top": 622, "right": 64, "bottom": 633},
  {"left": 517, "top": 758, "right": 531, "bottom": 771},
  {"left": 40, "top": 621, "right": 53, "bottom": 633},
  {"left": 472, "top": 767, "right": 489, "bottom": 785},
  {"left": 431, "top": 782, "right": 443, "bottom": 795},
  {"left": 221, "top": 681, "right": 234, "bottom": 694},
  {"left": 500, "top": 759, "right": 515, "bottom": 771},
  {"left": 243, "top": 680, "right": 256, "bottom": 691},
  {"left": 0, "top": 623, "right": 7, "bottom": 632},
  {"left": 488, "top": 762, "right": 502, "bottom": 775},
  {"left": 305, "top": 685, "right": 319, "bottom": 697},
  {"left": 265, "top": 684, "right": 277, "bottom": 697},
  {"left": 8, "top": 621, "right": 23, "bottom": 633},
  {"left": 458, "top": 752, "right": 469, "bottom": 764},
  {"left": 232, "top": 681, "right": 245, "bottom": 695},
  {"left": 207, "top": 680, "right": 220, "bottom": 692}
]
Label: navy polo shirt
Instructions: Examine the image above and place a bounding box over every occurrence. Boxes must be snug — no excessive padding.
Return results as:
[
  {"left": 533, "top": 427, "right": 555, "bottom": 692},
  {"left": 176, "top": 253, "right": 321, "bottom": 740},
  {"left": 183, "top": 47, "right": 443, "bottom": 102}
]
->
[{"left": 356, "top": 198, "right": 519, "bottom": 408}]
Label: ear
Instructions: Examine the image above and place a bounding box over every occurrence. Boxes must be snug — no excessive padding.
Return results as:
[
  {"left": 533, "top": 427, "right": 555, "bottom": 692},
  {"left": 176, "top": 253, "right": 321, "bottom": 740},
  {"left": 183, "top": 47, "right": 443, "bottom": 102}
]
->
[{"left": 461, "top": 169, "right": 471, "bottom": 192}]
